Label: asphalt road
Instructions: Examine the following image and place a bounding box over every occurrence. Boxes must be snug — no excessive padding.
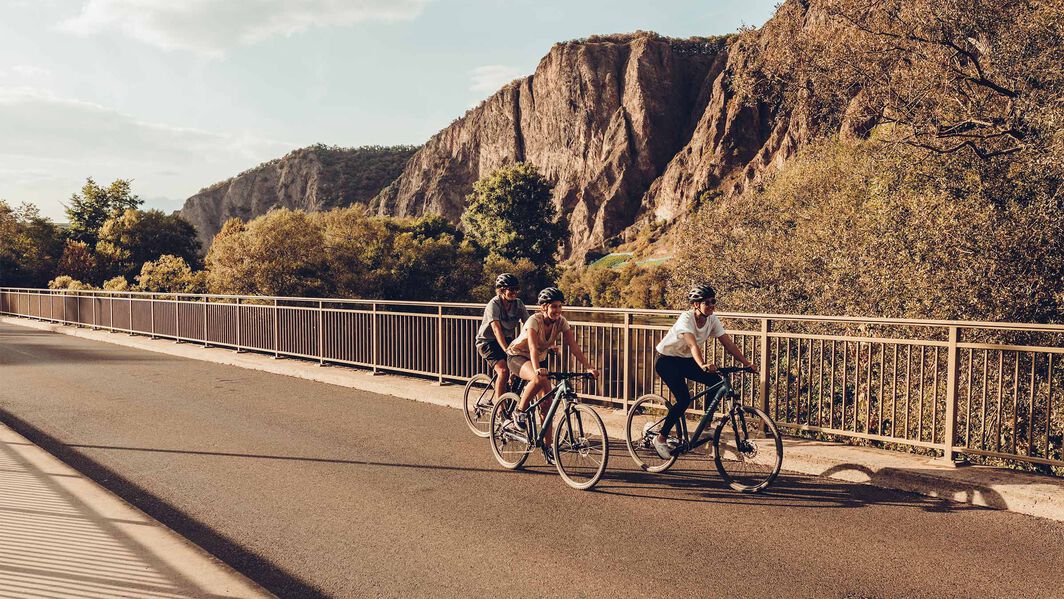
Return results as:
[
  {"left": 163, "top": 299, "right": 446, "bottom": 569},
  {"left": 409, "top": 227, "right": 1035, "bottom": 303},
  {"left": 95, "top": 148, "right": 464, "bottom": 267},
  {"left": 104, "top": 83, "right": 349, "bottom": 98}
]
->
[{"left": 1, "top": 321, "right": 1062, "bottom": 598}]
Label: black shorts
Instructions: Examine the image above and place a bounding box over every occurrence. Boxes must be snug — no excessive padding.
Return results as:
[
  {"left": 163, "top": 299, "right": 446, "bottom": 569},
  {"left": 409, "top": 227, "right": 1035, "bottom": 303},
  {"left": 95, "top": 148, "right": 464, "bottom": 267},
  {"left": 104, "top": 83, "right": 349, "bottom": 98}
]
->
[{"left": 476, "top": 339, "right": 508, "bottom": 363}]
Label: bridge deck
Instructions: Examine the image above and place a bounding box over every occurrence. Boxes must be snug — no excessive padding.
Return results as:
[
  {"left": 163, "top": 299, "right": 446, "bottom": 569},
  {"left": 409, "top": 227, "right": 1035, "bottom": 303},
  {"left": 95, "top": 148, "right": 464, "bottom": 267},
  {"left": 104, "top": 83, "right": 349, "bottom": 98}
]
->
[{"left": 1, "top": 321, "right": 1061, "bottom": 597}]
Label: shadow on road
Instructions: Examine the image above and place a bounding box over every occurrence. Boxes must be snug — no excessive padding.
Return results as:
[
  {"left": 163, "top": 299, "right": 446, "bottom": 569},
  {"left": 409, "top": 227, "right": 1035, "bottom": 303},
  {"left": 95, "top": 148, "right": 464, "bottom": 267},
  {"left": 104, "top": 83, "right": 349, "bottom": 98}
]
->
[
  {"left": 0, "top": 328, "right": 163, "bottom": 366},
  {"left": 596, "top": 441, "right": 996, "bottom": 513},
  {"left": 0, "top": 410, "right": 327, "bottom": 599}
]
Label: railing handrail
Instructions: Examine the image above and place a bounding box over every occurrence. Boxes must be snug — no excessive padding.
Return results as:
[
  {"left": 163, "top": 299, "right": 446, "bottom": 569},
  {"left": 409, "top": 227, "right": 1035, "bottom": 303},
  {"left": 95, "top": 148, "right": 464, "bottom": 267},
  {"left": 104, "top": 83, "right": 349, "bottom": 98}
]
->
[{"left": 3, "top": 286, "right": 1062, "bottom": 333}]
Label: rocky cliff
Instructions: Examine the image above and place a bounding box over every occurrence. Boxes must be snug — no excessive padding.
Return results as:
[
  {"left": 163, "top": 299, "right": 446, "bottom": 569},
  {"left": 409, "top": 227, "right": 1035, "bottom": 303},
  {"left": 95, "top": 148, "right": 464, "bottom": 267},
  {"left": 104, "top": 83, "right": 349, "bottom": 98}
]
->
[
  {"left": 375, "top": 3, "right": 862, "bottom": 260},
  {"left": 178, "top": 145, "right": 416, "bottom": 252}
]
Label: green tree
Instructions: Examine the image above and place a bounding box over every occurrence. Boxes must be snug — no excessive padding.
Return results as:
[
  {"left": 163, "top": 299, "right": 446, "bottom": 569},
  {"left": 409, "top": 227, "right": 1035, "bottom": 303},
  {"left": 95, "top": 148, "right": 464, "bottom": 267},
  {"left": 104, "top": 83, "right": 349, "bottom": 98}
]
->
[
  {"left": 134, "top": 255, "right": 205, "bottom": 293},
  {"left": 461, "top": 163, "right": 563, "bottom": 267},
  {"left": 205, "top": 209, "right": 329, "bottom": 297},
  {"left": 97, "top": 209, "right": 201, "bottom": 279},
  {"left": 65, "top": 178, "right": 142, "bottom": 246},
  {"left": 56, "top": 240, "right": 101, "bottom": 284},
  {"left": 0, "top": 200, "right": 64, "bottom": 287},
  {"left": 47, "top": 275, "right": 93, "bottom": 290}
]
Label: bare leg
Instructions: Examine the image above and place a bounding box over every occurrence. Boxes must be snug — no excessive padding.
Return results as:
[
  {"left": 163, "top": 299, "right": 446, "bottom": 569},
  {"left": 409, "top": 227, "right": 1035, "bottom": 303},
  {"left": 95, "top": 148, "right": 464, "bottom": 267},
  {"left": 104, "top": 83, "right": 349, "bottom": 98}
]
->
[{"left": 492, "top": 360, "right": 508, "bottom": 399}]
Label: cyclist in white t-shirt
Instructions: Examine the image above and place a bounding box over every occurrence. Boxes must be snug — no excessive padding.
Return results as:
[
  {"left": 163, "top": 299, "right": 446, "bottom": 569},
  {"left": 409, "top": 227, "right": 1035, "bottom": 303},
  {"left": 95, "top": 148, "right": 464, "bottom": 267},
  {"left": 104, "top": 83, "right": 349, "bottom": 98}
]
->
[{"left": 651, "top": 284, "right": 755, "bottom": 459}]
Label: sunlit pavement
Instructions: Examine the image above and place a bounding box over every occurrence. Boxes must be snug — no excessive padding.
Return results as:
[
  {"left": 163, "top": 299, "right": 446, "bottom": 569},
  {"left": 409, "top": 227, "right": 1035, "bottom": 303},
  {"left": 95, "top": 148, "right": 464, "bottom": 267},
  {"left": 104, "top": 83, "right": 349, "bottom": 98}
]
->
[{"left": 0, "top": 423, "right": 270, "bottom": 599}]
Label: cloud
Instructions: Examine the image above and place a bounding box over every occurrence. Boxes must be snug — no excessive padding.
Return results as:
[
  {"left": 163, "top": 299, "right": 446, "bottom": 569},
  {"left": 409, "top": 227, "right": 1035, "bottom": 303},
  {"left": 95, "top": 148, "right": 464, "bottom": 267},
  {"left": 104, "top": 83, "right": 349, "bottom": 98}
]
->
[
  {"left": 58, "top": 0, "right": 430, "bottom": 56},
  {"left": 0, "top": 87, "right": 291, "bottom": 163},
  {"left": 11, "top": 65, "right": 51, "bottom": 78},
  {"left": 0, "top": 87, "right": 297, "bottom": 219},
  {"left": 469, "top": 65, "right": 526, "bottom": 95}
]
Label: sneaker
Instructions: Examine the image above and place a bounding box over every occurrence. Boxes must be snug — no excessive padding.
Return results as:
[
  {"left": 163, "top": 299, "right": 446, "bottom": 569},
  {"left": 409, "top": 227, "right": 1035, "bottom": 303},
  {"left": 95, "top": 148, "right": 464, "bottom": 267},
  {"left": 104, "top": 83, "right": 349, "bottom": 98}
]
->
[
  {"left": 513, "top": 411, "right": 528, "bottom": 431},
  {"left": 542, "top": 446, "right": 555, "bottom": 465},
  {"left": 652, "top": 436, "right": 673, "bottom": 460}
]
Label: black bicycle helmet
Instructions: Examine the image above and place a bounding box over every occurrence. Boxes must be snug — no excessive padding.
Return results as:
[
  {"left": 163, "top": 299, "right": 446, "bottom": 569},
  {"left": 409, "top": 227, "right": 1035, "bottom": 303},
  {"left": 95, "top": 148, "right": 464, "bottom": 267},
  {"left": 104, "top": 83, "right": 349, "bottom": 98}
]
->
[
  {"left": 688, "top": 283, "right": 716, "bottom": 303},
  {"left": 495, "top": 273, "right": 519, "bottom": 289},
  {"left": 537, "top": 287, "right": 565, "bottom": 305}
]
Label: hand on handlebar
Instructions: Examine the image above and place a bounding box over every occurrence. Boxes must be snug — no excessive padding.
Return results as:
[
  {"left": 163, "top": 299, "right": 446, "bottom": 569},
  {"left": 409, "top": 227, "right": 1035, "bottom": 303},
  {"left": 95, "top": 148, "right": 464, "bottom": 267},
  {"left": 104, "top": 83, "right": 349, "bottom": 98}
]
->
[
  {"left": 586, "top": 367, "right": 599, "bottom": 380},
  {"left": 701, "top": 363, "right": 718, "bottom": 373}
]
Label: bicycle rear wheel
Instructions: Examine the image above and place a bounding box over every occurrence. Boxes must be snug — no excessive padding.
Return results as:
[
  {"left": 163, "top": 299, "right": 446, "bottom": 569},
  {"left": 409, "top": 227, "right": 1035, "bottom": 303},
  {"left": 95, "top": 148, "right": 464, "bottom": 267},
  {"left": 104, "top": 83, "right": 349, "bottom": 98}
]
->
[
  {"left": 462, "top": 373, "right": 495, "bottom": 437},
  {"left": 712, "top": 405, "right": 783, "bottom": 493},
  {"left": 489, "top": 393, "right": 533, "bottom": 469},
  {"left": 625, "top": 394, "right": 678, "bottom": 473},
  {"left": 552, "top": 403, "right": 609, "bottom": 490}
]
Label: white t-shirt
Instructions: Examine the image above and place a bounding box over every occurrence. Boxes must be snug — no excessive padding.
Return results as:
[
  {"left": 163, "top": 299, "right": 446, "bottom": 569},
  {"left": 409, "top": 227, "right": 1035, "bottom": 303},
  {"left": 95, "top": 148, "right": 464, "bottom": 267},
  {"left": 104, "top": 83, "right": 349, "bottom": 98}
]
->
[{"left": 655, "top": 310, "right": 725, "bottom": 358}]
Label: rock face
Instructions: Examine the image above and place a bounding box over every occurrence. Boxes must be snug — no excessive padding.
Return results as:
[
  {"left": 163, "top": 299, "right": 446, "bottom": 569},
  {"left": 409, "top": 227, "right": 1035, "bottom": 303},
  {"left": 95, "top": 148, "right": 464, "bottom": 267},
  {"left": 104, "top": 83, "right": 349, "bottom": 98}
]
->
[
  {"left": 375, "top": 5, "right": 859, "bottom": 260},
  {"left": 178, "top": 145, "right": 416, "bottom": 252},
  {"left": 183, "top": 2, "right": 859, "bottom": 261},
  {"left": 373, "top": 33, "right": 729, "bottom": 258}
]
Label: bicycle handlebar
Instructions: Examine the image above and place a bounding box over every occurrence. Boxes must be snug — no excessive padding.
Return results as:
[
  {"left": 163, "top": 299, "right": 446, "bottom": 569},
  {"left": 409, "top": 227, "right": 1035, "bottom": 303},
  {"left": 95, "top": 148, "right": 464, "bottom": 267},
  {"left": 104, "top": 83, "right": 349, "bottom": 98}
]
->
[
  {"left": 548, "top": 371, "right": 596, "bottom": 380},
  {"left": 716, "top": 366, "right": 757, "bottom": 376}
]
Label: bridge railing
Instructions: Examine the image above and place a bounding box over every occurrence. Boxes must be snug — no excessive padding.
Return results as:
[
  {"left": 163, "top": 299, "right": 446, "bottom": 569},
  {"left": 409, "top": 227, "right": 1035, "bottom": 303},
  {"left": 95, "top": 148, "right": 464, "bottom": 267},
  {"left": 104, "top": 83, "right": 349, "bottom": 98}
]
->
[{"left": 2, "top": 287, "right": 1061, "bottom": 470}]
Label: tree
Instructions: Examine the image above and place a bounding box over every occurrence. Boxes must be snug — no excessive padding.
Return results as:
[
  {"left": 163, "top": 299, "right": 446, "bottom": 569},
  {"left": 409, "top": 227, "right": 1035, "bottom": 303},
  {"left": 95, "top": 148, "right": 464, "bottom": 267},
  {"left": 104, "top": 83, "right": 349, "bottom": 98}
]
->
[
  {"left": 0, "top": 200, "right": 64, "bottom": 287},
  {"left": 205, "top": 209, "right": 329, "bottom": 297},
  {"left": 135, "top": 255, "right": 205, "bottom": 293},
  {"left": 56, "top": 240, "right": 101, "bottom": 284},
  {"left": 48, "top": 275, "right": 93, "bottom": 290},
  {"left": 736, "top": 0, "right": 1063, "bottom": 170},
  {"left": 461, "top": 163, "right": 563, "bottom": 267},
  {"left": 97, "top": 209, "right": 201, "bottom": 279},
  {"left": 65, "top": 178, "right": 142, "bottom": 246}
]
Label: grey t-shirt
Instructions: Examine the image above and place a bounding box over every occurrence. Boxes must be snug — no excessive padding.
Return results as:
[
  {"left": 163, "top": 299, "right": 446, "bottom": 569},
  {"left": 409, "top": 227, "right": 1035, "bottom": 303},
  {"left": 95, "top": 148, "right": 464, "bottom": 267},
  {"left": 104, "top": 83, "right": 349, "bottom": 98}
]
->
[{"left": 476, "top": 296, "right": 530, "bottom": 345}]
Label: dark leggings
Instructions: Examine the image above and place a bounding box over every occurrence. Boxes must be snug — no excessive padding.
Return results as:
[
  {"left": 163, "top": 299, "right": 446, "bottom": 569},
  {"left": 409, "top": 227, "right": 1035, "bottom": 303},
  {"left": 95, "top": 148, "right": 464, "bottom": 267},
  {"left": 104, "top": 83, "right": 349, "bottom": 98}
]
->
[{"left": 655, "top": 354, "right": 722, "bottom": 438}]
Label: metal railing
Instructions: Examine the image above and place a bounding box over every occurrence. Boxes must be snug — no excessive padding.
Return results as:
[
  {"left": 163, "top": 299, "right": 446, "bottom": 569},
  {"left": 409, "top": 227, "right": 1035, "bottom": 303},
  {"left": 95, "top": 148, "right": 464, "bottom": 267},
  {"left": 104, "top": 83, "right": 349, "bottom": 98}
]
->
[{"left": 2, "top": 287, "right": 1061, "bottom": 470}]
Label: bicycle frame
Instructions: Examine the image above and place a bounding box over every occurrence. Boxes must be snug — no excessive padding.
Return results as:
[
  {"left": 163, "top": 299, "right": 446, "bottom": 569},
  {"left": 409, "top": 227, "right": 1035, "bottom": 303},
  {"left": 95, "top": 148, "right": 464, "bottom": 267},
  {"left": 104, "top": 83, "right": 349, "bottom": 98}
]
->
[
  {"left": 519, "top": 378, "right": 580, "bottom": 448},
  {"left": 669, "top": 374, "right": 744, "bottom": 455}
]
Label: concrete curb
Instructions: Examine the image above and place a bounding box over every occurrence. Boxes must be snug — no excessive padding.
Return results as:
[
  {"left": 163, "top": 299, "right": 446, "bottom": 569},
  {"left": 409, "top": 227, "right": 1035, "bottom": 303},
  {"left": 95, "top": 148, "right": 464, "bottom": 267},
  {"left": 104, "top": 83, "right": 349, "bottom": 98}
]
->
[{"left": 5, "top": 315, "right": 1063, "bottom": 523}]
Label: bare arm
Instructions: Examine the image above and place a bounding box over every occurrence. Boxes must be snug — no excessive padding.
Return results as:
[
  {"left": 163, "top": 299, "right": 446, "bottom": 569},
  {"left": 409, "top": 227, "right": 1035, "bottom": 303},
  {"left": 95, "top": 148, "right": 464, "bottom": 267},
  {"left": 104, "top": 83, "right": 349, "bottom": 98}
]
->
[
  {"left": 718, "top": 333, "right": 754, "bottom": 369},
  {"left": 490, "top": 321, "right": 508, "bottom": 348}
]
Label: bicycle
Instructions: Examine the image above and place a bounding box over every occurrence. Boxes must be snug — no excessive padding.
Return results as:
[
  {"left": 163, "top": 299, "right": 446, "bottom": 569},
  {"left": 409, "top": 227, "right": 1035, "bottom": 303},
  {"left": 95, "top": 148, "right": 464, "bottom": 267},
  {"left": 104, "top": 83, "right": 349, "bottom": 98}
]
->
[
  {"left": 625, "top": 366, "right": 783, "bottom": 493},
  {"left": 489, "top": 372, "right": 609, "bottom": 490},
  {"left": 462, "top": 367, "right": 526, "bottom": 437}
]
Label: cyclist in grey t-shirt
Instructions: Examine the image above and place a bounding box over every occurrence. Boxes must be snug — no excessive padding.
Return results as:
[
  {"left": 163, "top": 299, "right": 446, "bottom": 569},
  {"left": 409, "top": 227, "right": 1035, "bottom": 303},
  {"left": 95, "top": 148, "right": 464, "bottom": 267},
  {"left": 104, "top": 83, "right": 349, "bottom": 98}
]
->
[{"left": 475, "top": 273, "right": 530, "bottom": 400}]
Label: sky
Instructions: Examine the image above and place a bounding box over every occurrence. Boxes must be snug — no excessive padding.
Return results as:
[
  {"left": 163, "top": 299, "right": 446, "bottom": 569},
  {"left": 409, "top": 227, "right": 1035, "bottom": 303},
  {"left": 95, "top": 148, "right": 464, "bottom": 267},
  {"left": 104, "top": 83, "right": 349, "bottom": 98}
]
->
[{"left": 0, "top": 0, "right": 778, "bottom": 221}]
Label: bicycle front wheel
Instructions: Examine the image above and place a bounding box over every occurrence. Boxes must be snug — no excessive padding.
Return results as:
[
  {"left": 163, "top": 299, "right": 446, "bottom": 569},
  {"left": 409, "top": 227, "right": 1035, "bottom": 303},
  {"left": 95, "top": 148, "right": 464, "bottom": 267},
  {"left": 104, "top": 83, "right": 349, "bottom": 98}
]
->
[
  {"left": 489, "top": 393, "right": 532, "bottom": 469},
  {"left": 552, "top": 403, "right": 609, "bottom": 490},
  {"left": 712, "top": 405, "right": 783, "bottom": 493},
  {"left": 625, "top": 394, "right": 678, "bottom": 473},
  {"left": 462, "top": 373, "right": 495, "bottom": 437}
]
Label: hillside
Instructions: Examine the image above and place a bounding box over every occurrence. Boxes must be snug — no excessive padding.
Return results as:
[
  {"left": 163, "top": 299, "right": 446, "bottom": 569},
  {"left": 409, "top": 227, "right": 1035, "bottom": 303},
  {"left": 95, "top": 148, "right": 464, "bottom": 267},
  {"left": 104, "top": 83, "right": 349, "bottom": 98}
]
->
[{"left": 177, "top": 144, "right": 417, "bottom": 252}]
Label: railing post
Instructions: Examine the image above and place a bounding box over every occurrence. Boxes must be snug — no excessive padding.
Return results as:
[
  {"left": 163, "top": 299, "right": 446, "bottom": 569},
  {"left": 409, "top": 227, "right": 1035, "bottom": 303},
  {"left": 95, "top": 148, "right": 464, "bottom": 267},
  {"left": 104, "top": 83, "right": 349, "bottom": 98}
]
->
[
  {"left": 436, "top": 305, "right": 445, "bottom": 385},
  {"left": 76, "top": 291, "right": 81, "bottom": 327},
  {"left": 273, "top": 298, "right": 280, "bottom": 359},
  {"left": 91, "top": 291, "right": 97, "bottom": 330},
  {"left": 759, "top": 318, "right": 771, "bottom": 416},
  {"left": 174, "top": 296, "right": 181, "bottom": 343},
  {"left": 941, "top": 325, "right": 960, "bottom": 464},
  {"left": 318, "top": 300, "right": 325, "bottom": 366},
  {"left": 109, "top": 294, "right": 114, "bottom": 332},
  {"left": 371, "top": 302, "right": 379, "bottom": 375},
  {"left": 128, "top": 294, "right": 134, "bottom": 335},
  {"left": 622, "top": 312, "right": 631, "bottom": 411},
  {"left": 37, "top": 291, "right": 42, "bottom": 321},
  {"left": 150, "top": 294, "right": 156, "bottom": 339},
  {"left": 203, "top": 296, "right": 209, "bottom": 348},
  {"left": 235, "top": 298, "right": 242, "bottom": 353}
]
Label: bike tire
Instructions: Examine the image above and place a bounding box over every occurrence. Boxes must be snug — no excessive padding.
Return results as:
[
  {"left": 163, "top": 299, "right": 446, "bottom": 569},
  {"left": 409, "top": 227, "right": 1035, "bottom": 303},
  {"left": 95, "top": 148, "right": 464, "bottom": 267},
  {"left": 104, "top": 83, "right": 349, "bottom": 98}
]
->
[
  {"left": 552, "top": 403, "right": 609, "bottom": 490},
  {"left": 489, "top": 392, "right": 532, "bottom": 470},
  {"left": 625, "top": 394, "right": 678, "bottom": 473},
  {"left": 712, "top": 405, "right": 783, "bottom": 493},
  {"left": 462, "top": 373, "right": 495, "bottom": 437}
]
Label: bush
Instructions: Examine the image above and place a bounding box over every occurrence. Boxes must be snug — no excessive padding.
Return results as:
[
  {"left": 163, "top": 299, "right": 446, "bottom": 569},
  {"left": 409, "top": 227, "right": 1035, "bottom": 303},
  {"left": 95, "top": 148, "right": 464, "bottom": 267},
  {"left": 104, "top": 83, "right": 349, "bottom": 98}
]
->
[
  {"left": 135, "top": 255, "right": 205, "bottom": 293},
  {"left": 671, "top": 138, "right": 1064, "bottom": 323},
  {"left": 47, "top": 275, "right": 93, "bottom": 291}
]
